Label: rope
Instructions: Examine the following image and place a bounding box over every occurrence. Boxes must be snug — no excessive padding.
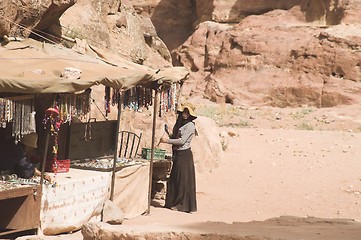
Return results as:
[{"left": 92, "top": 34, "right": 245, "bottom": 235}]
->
[
  {"left": 90, "top": 96, "right": 108, "bottom": 121},
  {"left": 0, "top": 11, "right": 161, "bottom": 75},
  {"left": 0, "top": 15, "right": 58, "bottom": 45}
]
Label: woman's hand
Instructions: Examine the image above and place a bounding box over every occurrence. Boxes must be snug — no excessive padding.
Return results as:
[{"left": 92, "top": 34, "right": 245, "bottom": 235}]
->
[
  {"left": 34, "top": 168, "right": 42, "bottom": 177},
  {"left": 160, "top": 136, "right": 168, "bottom": 143},
  {"left": 43, "top": 173, "right": 53, "bottom": 183}
]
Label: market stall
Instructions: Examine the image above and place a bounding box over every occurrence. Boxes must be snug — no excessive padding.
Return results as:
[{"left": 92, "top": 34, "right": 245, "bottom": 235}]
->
[{"left": 0, "top": 38, "right": 188, "bottom": 236}]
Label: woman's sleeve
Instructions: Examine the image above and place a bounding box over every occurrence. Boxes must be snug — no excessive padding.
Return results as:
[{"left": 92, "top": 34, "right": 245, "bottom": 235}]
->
[{"left": 167, "top": 123, "right": 195, "bottom": 145}]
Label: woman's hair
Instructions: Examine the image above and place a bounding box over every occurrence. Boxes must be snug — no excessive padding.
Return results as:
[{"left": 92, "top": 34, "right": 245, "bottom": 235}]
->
[
  {"left": 171, "top": 112, "right": 197, "bottom": 138},
  {"left": 171, "top": 113, "right": 183, "bottom": 138}
]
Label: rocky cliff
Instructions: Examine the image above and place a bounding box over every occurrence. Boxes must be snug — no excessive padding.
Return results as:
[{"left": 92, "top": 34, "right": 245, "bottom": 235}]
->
[{"left": 132, "top": 0, "right": 361, "bottom": 108}]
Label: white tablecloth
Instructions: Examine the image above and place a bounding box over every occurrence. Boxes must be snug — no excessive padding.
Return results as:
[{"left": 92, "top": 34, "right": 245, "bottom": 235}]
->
[
  {"left": 40, "top": 162, "right": 150, "bottom": 235},
  {"left": 40, "top": 168, "right": 111, "bottom": 235}
]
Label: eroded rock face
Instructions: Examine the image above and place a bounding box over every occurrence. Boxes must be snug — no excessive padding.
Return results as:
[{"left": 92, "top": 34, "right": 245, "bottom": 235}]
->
[
  {"left": 0, "top": 0, "right": 75, "bottom": 38},
  {"left": 127, "top": 0, "right": 361, "bottom": 108},
  {"left": 171, "top": 3, "right": 361, "bottom": 107},
  {"left": 213, "top": 0, "right": 302, "bottom": 23},
  {"left": 59, "top": 0, "right": 171, "bottom": 67},
  {"left": 129, "top": 0, "right": 303, "bottom": 50},
  {"left": 300, "top": 0, "right": 355, "bottom": 25},
  {"left": 0, "top": 0, "right": 172, "bottom": 68}
]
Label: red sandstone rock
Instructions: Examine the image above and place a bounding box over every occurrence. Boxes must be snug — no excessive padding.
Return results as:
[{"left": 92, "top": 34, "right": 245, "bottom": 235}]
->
[{"left": 171, "top": 4, "right": 361, "bottom": 107}]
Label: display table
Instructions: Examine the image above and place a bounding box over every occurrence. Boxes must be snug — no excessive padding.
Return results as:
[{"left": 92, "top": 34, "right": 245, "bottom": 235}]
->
[
  {"left": 40, "top": 162, "right": 150, "bottom": 235},
  {"left": 40, "top": 168, "right": 111, "bottom": 235}
]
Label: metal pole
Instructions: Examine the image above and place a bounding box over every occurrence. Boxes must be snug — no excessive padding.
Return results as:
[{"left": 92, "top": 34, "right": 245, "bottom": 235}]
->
[
  {"left": 176, "top": 81, "right": 184, "bottom": 112},
  {"left": 147, "top": 89, "right": 158, "bottom": 214},
  {"left": 110, "top": 95, "right": 122, "bottom": 201}
]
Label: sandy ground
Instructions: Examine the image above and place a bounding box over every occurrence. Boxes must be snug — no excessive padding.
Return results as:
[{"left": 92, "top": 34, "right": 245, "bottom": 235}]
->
[
  {"left": 113, "top": 127, "right": 361, "bottom": 239},
  {"left": 131, "top": 127, "right": 361, "bottom": 222},
  {"left": 19, "top": 105, "right": 361, "bottom": 240},
  {"left": 117, "top": 104, "right": 361, "bottom": 239}
]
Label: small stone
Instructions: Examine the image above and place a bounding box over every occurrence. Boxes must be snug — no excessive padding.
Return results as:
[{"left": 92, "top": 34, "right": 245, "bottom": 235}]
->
[{"left": 62, "top": 67, "right": 82, "bottom": 79}]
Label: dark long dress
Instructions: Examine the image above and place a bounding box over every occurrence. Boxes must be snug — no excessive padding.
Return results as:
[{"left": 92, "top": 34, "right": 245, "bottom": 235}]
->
[{"left": 165, "top": 148, "right": 197, "bottom": 212}]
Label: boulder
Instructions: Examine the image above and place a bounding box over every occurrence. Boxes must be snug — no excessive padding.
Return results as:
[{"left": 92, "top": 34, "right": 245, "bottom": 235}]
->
[
  {"left": 192, "top": 116, "right": 222, "bottom": 173},
  {"left": 102, "top": 200, "right": 125, "bottom": 225}
]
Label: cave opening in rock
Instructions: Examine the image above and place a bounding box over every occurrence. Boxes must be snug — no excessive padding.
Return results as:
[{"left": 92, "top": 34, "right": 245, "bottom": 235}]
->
[
  {"left": 301, "top": 0, "right": 345, "bottom": 26},
  {"left": 151, "top": 0, "right": 198, "bottom": 51}
]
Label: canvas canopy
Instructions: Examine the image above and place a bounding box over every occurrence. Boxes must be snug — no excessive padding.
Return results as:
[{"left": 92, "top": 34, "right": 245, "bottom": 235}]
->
[{"left": 0, "top": 39, "right": 189, "bottom": 94}]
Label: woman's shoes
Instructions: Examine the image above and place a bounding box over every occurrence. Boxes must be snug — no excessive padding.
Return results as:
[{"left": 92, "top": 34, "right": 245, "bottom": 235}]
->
[{"left": 170, "top": 206, "right": 179, "bottom": 211}]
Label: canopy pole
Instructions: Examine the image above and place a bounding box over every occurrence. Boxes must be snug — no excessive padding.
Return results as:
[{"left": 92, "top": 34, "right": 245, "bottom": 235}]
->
[
  {"left": 147, "top": 89, "right": 158, "bottom": 214},
  {"left": 40, "top": 125, "right": 50, "bottom": 187},
  {"left": 37, "top": 124, "right": 50, "bottom": 235},
  {"left": 176, "top": 81, "right": 184, "bottom": 112},
  {"left": 110, "top": 95, "right": 122, "bottom": 201}
]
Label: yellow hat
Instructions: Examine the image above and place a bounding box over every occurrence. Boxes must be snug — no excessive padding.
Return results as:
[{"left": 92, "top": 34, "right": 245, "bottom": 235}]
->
[
  {"left": 20, "top": 133, "right": 38, "bottom": 149},
  {"left": 178, "top": 102, "right": 197, "bottom": 118}
]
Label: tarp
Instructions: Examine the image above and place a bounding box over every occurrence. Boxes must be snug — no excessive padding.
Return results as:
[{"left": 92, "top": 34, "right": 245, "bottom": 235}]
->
[
  {"left": 0, "top": 39, "right": 189, "bottom": 94},
  {"left": 112, "top": 162, "right": 150, "bottom": 219}
]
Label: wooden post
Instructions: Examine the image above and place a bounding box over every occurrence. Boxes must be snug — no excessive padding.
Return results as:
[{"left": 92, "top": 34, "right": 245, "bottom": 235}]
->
[
  {"left": 147, "top": 89, "right": 158, "bottom": 214},
  {"left": 110, "top": 95, "right": 122, "bottom": 201},
  {"left": 40, "top": 125, "right": 50, "bottom": 186}
]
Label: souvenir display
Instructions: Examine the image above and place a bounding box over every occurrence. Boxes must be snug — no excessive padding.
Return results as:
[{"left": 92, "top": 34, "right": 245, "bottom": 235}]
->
[
  {"left": 105, "top": 86, "right": 111, "bottom": 116},
  {"left": 41, "top": 92, "right": 91, "bottom": 173},
  {"left": 0, "top": 174, "right": 52, "bottom": 192},
  {"left": 55, "top": 91, "right": 91, "bottom": 123},
  {"left": 159, "top": 83, "right": 178, "bottom": 116},
  {"left": 12, "top": 98, "right": 36, "bottom": 142},
  {"left": 71, "top": 157, "right": 140, "bottom": 172},
  {"left": 0, "top": 98, "right": 14, "bottom": 128},
  {"left": 119, "top": 86, "right": 153, "bottom": 111},
  {"left": 1, "top": 91, "right": 90, "bottom": 140},
  {"left": 0, "top": 98, "right": 36, "bottom": 141},
  {"left": 110, "top": 84, "right": 178, "bottom": 113}
]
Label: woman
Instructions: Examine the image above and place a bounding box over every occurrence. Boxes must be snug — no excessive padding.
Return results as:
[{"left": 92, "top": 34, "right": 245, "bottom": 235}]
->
[
  {"left": 160, "top": 102, "right": 197, "bottom": 213},
  {"left": 0, "top": 133, "right": 40, "bottom": 179}
]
